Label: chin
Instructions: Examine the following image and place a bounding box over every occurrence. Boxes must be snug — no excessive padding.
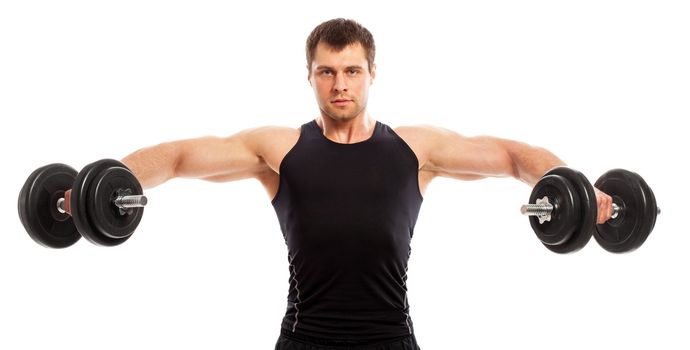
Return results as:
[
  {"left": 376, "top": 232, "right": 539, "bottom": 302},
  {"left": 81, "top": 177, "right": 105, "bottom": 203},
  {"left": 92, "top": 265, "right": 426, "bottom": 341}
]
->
[
  {"left": 322, "top": 110, "right": 350, "bottom": 121},
  {"left": 332, "top": 114, "right": 358, "bottom": 122},
  {"left": 329, "top": 109, "right": 362, "bottom": 121}
]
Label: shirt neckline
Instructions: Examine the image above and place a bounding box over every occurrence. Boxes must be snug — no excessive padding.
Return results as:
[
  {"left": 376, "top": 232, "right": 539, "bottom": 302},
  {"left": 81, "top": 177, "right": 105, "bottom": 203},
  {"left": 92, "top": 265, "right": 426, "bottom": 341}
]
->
[{"left": 311, "top": 119, "right": 379, "bottom": 145}]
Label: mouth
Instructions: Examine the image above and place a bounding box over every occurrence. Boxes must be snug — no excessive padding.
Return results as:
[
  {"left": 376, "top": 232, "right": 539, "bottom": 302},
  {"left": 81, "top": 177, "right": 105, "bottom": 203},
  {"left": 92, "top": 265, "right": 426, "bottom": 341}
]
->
[{"left": 331, "top": 99, "right": 351, "bottom": 106}]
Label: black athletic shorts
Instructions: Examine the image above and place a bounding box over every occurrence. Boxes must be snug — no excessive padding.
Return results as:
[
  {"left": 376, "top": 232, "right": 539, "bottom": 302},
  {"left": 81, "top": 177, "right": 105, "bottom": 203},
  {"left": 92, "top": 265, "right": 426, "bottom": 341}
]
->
[{"left": 274, "top": 329, "right": 422, "bottom": 350}]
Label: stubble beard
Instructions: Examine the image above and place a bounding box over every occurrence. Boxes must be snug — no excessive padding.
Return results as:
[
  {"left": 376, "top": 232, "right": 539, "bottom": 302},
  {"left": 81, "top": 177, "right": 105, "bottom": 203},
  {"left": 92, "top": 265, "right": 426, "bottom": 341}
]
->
[{"left": 322, "top": 100, "right": 367, "bottom": 122}]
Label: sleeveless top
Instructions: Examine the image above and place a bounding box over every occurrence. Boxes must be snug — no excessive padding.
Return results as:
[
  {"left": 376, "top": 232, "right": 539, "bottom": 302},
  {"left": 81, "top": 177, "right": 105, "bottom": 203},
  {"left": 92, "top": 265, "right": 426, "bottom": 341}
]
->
[{"left": 271, "top": 119, "right": 424, "bottom": 341}]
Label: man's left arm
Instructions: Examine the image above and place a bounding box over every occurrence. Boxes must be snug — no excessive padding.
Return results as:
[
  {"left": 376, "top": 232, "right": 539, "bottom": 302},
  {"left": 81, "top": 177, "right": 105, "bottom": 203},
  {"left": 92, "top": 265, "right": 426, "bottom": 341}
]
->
[{"left": 416, "top": 125, "right": 613, "bottom": 223}]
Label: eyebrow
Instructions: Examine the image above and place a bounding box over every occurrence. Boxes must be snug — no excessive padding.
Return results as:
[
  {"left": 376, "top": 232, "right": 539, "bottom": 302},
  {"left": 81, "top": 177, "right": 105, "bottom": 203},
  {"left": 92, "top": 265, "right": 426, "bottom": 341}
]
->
[{"left": 316, "top": 65, "right": 365, "bottom": 71}]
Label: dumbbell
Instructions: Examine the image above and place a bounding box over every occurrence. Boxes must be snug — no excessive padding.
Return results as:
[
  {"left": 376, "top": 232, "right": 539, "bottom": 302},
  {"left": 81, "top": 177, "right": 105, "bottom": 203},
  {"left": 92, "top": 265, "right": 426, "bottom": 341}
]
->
[
  {"left": 520, "top": 167, "right": 659, "bottom": 253},
  {"left": 17, "top": 159, "right": 147, "bottom": 248}
]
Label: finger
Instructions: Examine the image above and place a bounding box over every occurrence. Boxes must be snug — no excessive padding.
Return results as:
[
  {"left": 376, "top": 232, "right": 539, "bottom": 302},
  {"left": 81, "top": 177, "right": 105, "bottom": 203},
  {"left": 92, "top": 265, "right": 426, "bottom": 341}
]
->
[
  {"left": 64, "top": 189, "right": 72, "bottom": 216},
  {"left": 606, "top": 196, "right": 613, "bottom": 220},
  {"left": 597, "top": 195, "right": 609, "bottom": 224},
  {"left": 600, "top": 194, "right": 612, "bottom": 224}
]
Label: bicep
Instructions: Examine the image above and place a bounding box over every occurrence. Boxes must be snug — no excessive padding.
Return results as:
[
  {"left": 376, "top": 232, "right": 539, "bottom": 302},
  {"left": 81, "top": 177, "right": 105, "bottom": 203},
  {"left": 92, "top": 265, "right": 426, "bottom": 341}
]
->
[{"left": 425, "top": 127, "right": 516, "bottom": 180}]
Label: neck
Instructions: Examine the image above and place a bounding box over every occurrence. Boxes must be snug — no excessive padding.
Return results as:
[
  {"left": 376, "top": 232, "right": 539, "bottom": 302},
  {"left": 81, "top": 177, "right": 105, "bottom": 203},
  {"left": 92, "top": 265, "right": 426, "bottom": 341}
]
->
[{"left": 316, "top": 112, "right": 376, "bottom": 144}]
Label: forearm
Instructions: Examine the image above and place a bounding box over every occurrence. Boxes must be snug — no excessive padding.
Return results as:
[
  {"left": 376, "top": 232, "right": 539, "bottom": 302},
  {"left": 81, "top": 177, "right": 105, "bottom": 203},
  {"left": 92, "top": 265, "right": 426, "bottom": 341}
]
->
[
  {"left": 121, "top": 142, "right": 180, "bottom": 190},
  {"left": 504, "top": 140, "right": 566, "bottom": 187}
]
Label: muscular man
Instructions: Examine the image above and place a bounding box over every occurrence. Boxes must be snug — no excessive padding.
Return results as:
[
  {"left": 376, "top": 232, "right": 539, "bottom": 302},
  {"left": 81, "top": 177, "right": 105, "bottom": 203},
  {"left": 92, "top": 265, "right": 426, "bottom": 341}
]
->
[{"left": 101, "top": 18, "right": 614, "bottom": 349}]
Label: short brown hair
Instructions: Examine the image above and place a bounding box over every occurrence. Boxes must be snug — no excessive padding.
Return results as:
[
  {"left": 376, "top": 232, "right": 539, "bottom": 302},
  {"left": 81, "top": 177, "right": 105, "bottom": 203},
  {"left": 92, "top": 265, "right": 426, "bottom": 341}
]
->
[{"left": 306, "top": 18, "right": 376, "bottom": 73}]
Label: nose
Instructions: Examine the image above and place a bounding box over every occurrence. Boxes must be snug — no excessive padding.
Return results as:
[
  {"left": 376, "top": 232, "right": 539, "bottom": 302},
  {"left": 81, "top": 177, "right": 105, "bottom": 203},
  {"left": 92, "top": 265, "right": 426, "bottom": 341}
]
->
[{"left": 333, "top": 73, "right": 348, "bottom": 93}]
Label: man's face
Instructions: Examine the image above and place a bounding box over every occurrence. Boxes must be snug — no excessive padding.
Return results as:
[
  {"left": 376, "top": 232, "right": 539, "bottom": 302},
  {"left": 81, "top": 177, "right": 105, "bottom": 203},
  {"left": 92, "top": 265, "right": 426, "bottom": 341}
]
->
[{"left": 308, "top": 41, "right": 376, "bottom": 122}]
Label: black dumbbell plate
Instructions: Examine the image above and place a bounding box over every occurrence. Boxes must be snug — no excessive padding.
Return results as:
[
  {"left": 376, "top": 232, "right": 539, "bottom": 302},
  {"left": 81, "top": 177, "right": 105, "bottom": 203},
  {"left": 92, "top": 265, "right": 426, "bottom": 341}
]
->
[
  {"left": 71, "top": 159, "right": 133, "bottom": 246},
  {"left": 529, "top": 174, "right": 581, "bottom": 246},
  {"left": 18, "top": 163, "right": 81, "bottom": 248},
  {"left": 539, "top": 167, "right": 597, "bottom": 254},
  {"left": 88, "top": 165, "right": 143, "bottom": 239},
  {"left": 594, "top": 169, "right": 658, "bottom": 253}
]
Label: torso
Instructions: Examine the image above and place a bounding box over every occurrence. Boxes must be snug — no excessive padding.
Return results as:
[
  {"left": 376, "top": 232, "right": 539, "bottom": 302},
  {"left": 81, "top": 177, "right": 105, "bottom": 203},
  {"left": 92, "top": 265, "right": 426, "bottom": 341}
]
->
[{"left": 254, "top": 122, "right": 435, "bottom": 201}]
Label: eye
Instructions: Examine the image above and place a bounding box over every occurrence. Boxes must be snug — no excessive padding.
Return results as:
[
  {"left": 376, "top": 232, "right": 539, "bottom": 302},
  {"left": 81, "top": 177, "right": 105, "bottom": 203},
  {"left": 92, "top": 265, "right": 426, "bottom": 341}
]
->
[
  {"left": 348, "top": 69, "right": 358, "bottom": 75},
  {"left": 321, "top": 70, "right": 333, "bottom": 76}
]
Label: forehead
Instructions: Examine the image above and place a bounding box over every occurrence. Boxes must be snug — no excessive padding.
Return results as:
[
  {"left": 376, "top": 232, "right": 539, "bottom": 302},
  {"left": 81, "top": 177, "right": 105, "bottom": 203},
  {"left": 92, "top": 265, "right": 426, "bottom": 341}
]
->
[{"left": 312, "top": 41, "right": 368, "bottom": 68}]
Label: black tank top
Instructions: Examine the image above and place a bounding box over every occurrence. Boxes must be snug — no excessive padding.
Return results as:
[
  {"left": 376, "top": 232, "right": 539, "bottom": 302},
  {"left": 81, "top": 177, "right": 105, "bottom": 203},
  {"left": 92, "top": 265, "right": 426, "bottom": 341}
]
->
[{"left": 271, "top": 119, "right": 424, "bottom": 341}]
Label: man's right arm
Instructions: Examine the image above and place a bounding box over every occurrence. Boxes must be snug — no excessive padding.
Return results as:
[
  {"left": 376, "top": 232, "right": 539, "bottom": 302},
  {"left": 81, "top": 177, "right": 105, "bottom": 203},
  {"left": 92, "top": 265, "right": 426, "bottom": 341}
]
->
[
  {"left": 121, "top": 127, "right": 272, "bottom": 190},
  {"left": 62, "top": 127, "right": 276, "bottom": 215}
]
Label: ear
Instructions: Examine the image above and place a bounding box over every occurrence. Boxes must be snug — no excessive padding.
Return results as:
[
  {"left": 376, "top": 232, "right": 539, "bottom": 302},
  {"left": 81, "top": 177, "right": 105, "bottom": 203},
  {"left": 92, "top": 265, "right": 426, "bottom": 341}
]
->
[
  {"left": 307, "top": 67, "right": 312, "bottom": 86},
  {"left": 369, "top": 63, "right": 376, "bottom": 85}
]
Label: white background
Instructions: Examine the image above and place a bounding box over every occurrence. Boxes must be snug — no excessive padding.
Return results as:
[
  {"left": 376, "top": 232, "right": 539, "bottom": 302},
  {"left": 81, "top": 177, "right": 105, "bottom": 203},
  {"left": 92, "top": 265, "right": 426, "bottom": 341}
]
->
[{"left": 1, "top": 1, "right": 688, "bottom": 349}]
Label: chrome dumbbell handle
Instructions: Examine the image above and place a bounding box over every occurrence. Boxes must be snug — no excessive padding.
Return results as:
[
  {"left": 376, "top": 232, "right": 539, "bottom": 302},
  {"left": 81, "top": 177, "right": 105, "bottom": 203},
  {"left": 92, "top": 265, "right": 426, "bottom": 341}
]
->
[
  {"left": 57, "top": 194, "right": 147, "bottom": 214},
  {"left": 521, "top": 197, "right": 659, "bottom": 224}
]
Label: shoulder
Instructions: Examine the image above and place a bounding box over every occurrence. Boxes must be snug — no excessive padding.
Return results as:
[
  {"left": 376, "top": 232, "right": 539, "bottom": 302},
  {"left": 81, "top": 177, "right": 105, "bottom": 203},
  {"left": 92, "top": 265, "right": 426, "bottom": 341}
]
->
[
  {"left": 240, "top": 125, "right": 301, "bottom": 138},
  {"left": 236, "top": 125, "right": 302, "bottom": 161},
  {"left": 393, "top": 124, "right": 460, "bottom": 138},
  {"left": 391, "top": 124, "right": 450, "bottom": 171},
  {"left": 392, "top": 124, "right": 485, "bottom": 173},
  {"left": 238, "top": 125, "right": 301, "bottom": 145},
  {"left": 392, "top": 124, "right": 462, "bottom": 151}
]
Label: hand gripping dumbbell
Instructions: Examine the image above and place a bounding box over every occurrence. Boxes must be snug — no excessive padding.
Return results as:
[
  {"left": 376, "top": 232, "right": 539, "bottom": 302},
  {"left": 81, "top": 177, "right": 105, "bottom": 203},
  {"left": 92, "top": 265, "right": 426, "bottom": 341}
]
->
[
  {"left": 520, "top": 167, "right": 660, "bottom": 253},
  {"left": 18, "top": 159, "right": 147, "bottom": 248}
]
